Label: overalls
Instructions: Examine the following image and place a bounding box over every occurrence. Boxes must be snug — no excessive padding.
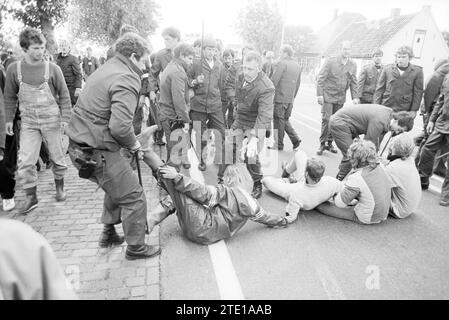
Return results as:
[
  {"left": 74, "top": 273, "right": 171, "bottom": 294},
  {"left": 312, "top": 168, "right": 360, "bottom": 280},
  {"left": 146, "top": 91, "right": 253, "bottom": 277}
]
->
[{"left": 16, "top": 61, "right": 67, "bottom": 189}]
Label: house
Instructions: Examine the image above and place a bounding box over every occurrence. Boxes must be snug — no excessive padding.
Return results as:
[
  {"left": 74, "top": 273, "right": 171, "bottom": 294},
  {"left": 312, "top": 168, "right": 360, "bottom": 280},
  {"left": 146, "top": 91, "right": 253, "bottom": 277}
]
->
[{"left": 323, "top": 6, "right": 449, "bottom": 81}]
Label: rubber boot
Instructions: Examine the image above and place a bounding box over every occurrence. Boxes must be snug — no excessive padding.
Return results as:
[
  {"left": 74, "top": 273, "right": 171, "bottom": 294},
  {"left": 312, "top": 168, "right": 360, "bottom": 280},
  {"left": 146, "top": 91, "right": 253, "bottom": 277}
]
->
[
  {"left": 55, "top": 179, "right": 67, "bottom": 202},
  {"left": 19, "top": 187, "right": 38, "bottom": 214},
  {"left": 98, "top": 224, "right": 125, "bottom": 248}
]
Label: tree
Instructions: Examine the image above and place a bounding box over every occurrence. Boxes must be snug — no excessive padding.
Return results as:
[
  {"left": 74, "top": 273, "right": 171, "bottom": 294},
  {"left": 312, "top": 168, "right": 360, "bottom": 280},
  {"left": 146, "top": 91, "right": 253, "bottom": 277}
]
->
[
  {"left": 7, "top": 0, "right": 68, "bottom": 54},
  {"left": 235, "top": 0, "right": 283, "bottom": 53},
  {"left": 71, "top": 0, "right": 160, "bottom": 46},
  {"left": 284, "top": 25, "right": 316, "bottom": 56}
]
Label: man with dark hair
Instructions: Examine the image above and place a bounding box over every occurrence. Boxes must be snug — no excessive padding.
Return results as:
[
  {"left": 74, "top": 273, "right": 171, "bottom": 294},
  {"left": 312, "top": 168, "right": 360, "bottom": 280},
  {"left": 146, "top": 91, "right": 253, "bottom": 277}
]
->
[
  {"left": 147, "top": 26, "right": 181, "bottom": 145},
  {"left": 82, "top": 47, "right": 100, "bottom": 80},
  {"left": 357, "top": 49, "right": 383, "bottom": 104},
  {"left": 106, "top": 24, "right": 139, "bottom": 61},
  {"left": 158, "top": 43, "right": 194, "bottom": 170},
  {"left": 188, "top": 37, "right": 226, "bottom": 174},
  {"left": 221, "top": 49, "right": 235, "bottom": 128},
  {"left": 374, "top": 45, "right": 424, "bottom": 121},
  {"left": 55, "top": 39, "right": 82, "bottom": 107},
  {"left": 4, "top": 27, "right": 71, "bottom": 214},
  {"left": 417, "top": 75, "right": 449, "bottom": 206},
  {"left": 316, "top": 41, "right": 359, "bottom": 156},
  {"left": 1, "top": 50, "right": 16, "bottom": 72},
  {"left": 224, "top": 51, "right": 274, "bottom": 199},
  {"left": 66, "top": 32, "right": 160, "bottom": 260},
  {"left": 269, "top": 44, "right": 302, "bottom": 151},
  {"left": 262, "top": 150, "right": 343, "bottom": 223},
  {"left": 329, "top": 104, "right": 413, "bottom": 180}
]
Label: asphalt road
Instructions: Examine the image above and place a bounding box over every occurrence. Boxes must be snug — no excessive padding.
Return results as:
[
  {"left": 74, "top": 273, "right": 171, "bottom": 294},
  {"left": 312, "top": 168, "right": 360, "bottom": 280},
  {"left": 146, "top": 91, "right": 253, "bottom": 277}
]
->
[{"left": 160, "top": 82, "right": 448, "bottom": 300}]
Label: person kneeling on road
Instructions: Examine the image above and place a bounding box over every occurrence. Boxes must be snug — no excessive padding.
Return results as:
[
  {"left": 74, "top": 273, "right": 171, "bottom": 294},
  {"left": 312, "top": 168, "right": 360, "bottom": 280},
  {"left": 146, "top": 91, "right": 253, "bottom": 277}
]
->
[
  {"left": 316, "top": 139, "right": 391, "bottom": 224},
  {"left": 262, "top": 150, "right": 343, "bottom": 223},
  {"left": 138, "top": 127, "right": 289, "bottom": 245}
]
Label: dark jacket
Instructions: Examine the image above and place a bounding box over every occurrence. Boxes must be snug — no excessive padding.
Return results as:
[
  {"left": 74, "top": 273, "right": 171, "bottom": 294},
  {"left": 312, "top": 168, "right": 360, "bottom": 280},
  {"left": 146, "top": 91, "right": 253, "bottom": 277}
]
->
[
  {"left": 357, "top": 63, "right": 383, "bottom": 103},
  {"left": 224, "top": 60, "right": 243, "bottom": 101},
  {"left": 262, "top": 61, "right": 274, "bottom": 78},
  {"left": 220, "top": 62, "right": 233, "bottom": 103},
  {"left": 3, "top": 57, "right": 16, "bottom": 72},
  {"left": 66, "top": 53, "right": 142, "bottom": 151},
  {"left": 148, "top": 48, "right": 173, "bottom": 94},
  {"left": 231, "top": 71, "right": 275, "bottom": 135},
  {"left": 430, "top": 74, "right": 449, "bottom": 134},
  {"left": 271, "top": 56, "right": 301, "bottom": 103},
  {"left": 188, "top": 58, "right": 223, "bottom": 113},
  {"left": 159, "top": 58, "right": 190, "bottom": 123},
  {"left": 317, "top": 56, "right": 358, "bottom": 104},
  {"left": 55, "top": 53, "right": 83, "bottom": 89},
  {"left": 373, "top": 63, "right": 424, "bottom": 113},
  {"left": 0, "top": 63, "right": 5, "bottom": 93},
  {"left": 82, "top": 56, "right": 100, "bottom": 78},
  {"left": 331, "top": 104, "right": 393, "bottom": 149},
  {"left": 423, "top": 61, "right": 449, "bottom": 114},
  {"left": 0, "top": 89, "right": 5, "bottom": 150}
]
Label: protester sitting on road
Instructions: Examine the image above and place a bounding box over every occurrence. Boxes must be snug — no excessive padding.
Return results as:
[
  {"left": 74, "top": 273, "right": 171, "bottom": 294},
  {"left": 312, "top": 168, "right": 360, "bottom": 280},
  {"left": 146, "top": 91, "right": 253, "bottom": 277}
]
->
[
  {"left": 262, "top": 150, "right": 343, "bottom": 223},
  {"left": 139, "top": 126, "right": 289, "bottom": 245},
  {"left": 384, "top": 133, "right": 422, "bottom": 219},
  {"left": 316, "top": 139, "right": 391, "bottom": 224},
  {"left": 0, "top": 219, "right": 77, "bottom": 299}
]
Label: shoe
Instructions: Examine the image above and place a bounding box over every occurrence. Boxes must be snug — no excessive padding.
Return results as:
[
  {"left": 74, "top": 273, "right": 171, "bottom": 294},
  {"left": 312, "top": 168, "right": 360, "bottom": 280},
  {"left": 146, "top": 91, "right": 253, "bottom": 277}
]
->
[
  {"left": 281, "top": 161, "right": 290, "bottom": 178},
  {"left": 98, "top": 224, "right": 125, "bottom": 248},
  {"left": 327, "top": 143, "right": 338, "bottom": 154},
  {"left": 440, "top": 200, "right": 449, "bottom": 207},
  {"left": 125, "top": 244, "right": 161, "bottom": 260},
  {"left": 420, "top": 176, "right": 429, "bottom": 190},
  {"left": 19, "top": 187, "right": 38, "bottom": 214},
  {"left": 182, "top": 163, "right": 191, "bottom": 170},
  {"left": 2, "top": 198, "right": 15, "bottom": 211},
  {"left": 251, "top": 182, "right": 263, "bottom": 199},
  {"left": 198, "top": 161, "right": 207, "bottom": 171},
  {"left": 55, "top": 179, "right": 67, "bottom": 202},
  {"left": 292, "top": 140, "right": 301, "bottom": 151},
  {"left": 316, "top": 144, "right": 326, "bottom": 156}
]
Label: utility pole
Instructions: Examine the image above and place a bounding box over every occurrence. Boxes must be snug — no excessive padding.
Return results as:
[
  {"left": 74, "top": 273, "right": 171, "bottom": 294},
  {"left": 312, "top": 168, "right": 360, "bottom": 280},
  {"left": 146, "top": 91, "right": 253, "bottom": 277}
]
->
[{"left": 279, "top": 0, "right": 287, "bottom": 47}]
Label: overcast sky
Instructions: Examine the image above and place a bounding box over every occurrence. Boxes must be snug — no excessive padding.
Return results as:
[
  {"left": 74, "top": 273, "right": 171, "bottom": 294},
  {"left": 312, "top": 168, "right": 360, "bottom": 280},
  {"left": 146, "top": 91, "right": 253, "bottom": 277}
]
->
[{"left": 152, "top": 0, "right": 449, "bottom": 49}]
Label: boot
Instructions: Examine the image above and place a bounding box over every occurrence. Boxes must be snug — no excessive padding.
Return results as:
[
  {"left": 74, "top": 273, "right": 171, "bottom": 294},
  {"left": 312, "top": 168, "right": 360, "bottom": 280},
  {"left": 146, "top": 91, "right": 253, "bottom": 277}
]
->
[
  {"left": 98, "top": 224, "right": 125, "bottom": 248},
  {"left": 316, "top": 144, "right": 326, "bottom": 156},
  {"left": 19, "top": 187, "right": 38, "bottom": 214},
  {"left": 125, "top": 244, "right": 161, "bottom": 260},
  {"left": 327, "top": 142, "right": 338, "bottom": 154},
  {"left": 154, "top": 130, "right": 165, "bottom": 146},
  {"left": 251, "top": 181, "right": 263, "bottom": 199},
  {"left": 55, "top": 179, "right": 67, "bottom": 202}
]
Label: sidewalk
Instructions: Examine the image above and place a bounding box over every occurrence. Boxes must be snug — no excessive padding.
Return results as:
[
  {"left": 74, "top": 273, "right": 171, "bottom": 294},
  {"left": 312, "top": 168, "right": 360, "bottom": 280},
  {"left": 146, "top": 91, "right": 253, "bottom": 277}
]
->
[{"left": 0, "top": 149, "right": 163, "bottom": 300}]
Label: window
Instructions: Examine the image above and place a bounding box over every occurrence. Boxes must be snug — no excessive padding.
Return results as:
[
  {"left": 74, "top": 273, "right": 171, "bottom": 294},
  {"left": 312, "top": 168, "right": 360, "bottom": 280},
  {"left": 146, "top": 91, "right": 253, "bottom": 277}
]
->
[{"left": 412, "top": 30, "right": 426, "bottom": 59}]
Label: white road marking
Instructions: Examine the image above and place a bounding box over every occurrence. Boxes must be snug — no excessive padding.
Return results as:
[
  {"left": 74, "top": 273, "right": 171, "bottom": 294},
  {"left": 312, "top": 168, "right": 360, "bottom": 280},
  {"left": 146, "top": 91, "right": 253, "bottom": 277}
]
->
[{"left": 187, "top": 136, "right": 245, "bottom": 300}]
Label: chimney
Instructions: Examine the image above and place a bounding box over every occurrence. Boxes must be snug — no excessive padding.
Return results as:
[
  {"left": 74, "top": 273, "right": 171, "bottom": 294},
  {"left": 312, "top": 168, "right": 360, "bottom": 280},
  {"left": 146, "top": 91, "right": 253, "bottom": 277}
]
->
[
  {"left": 333, "top": 8, "right": 338, "bottom": 20},
  {"left": 390, "top": 8, "right": 401, "bottom": 19}
]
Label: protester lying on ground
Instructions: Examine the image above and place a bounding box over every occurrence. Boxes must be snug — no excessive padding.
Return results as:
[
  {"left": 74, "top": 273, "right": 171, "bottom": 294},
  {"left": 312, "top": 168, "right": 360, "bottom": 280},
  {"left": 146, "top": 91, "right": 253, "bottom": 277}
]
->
[
  {"left": 384, "top": 133, "right": 422, "bottom": 219},
  {"left": 262, "top": 150, "right": 343, "bottom": 223},
  {"left": 138, "top": 126, "right": 288, "bottom": 245},
  {"left": 0, "top": 219, "right": 77, "bottom": 300},
  {"left": 316, "top": 139, "right": 391, "bottom": 224}
]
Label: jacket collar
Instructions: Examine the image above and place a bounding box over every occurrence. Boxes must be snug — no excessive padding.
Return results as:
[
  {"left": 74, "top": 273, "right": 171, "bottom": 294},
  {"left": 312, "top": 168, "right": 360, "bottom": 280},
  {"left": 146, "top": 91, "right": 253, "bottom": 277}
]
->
[
  {"left": 242, "top": 71, "right": 264, "bottom": 90},
  {"left": 115, "top": 53, "right": 143, "bottom": 77},
  {"left": 172, "top": 57, "right": 189, "bottom": 72}
]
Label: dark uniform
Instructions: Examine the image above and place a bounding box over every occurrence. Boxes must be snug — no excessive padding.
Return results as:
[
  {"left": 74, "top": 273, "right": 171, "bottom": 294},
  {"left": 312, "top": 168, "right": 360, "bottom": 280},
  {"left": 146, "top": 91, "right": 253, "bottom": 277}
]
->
[
  {"left": 357, "top": 63, "right": 383, "bottom": 103},
  {"left": 316, "top": 56, "right": 358, "bottom": 147},
  {"left": 224, "top": 71, "right": 274, "bottom": 196},
  {"left": 55, "top": 53, "right": 83, "bottom": 106},
  {"left": 270, "top": 56, "right": 302, "bottom": 150},
  {"left": 418, "top": 74, "right": 449, "bottom": 204},
  {"left": 373, "top": 63, "right": 424, "bottom": 115},
  {"left": 81, "top": 55, "right": 100, "bottom": 79},
  {"left": 147, "top": 48, "right": 173, "bottom": 144},
  {"left": 66, "top": 53, "right": 148, "bottom": 249},
  {"left": 158, "top": 57, "right": 191, "bottom": 168},
  {"left": 188, "top": 57, "right": 226, "bottom": 172},
  {"left": 220, "top": 61, "right": 234, "bottom": 128},
  {"left": 330, "top": 104, "right": 394, "bottom": 180}
]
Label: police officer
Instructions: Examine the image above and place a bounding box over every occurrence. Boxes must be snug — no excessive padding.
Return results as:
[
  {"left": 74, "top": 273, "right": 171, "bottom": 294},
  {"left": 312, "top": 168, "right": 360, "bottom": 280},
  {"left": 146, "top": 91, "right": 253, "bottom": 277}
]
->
[
  {"left": 66, "top": 33, "right": 160, "bottom": 260},
  {"left": 357, "top": 49, "right": 383, "bottom": 104}
]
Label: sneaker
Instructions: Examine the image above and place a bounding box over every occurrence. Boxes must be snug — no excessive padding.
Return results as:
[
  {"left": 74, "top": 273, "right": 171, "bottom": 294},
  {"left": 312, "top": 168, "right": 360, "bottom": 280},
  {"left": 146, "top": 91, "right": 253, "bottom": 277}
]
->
[{"left": 2, "top": 198, "right": 15, "bottom": 212}]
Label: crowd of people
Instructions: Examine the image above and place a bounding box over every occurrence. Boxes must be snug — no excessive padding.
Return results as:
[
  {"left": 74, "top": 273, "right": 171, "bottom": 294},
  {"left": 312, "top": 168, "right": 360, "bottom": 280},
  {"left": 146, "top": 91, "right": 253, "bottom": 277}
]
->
[{"left": 0, "top": 24, "right": 448, "bottom": 264}]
